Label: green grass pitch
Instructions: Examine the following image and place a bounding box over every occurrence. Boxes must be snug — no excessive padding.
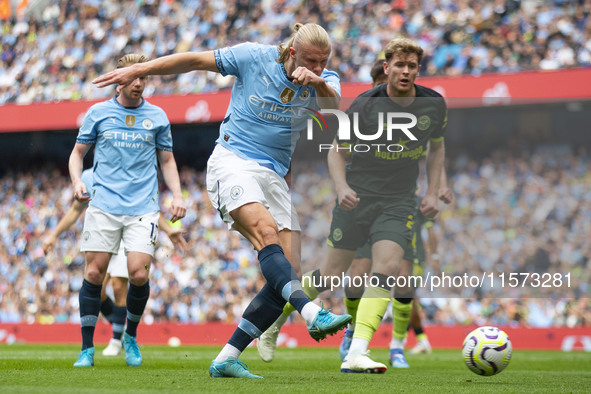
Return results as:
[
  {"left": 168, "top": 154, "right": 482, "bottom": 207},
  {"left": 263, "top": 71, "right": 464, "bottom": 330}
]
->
[{"left": 1, "top": 345, "right": 590, "bottom": 393}]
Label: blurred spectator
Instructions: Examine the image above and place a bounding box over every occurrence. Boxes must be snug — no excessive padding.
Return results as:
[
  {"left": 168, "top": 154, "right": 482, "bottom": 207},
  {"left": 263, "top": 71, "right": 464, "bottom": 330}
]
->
[
  {"left": 1, "top": 0, "right": 591, "bottom": 104},
  {"left": 0, "top": 142, "right": 589, "bottom": 327}
]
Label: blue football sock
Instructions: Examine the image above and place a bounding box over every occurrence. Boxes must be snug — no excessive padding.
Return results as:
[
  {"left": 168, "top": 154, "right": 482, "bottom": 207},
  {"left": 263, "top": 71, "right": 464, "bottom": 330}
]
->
[
  {"left": 228, "top": 284, "right": 285, "bottom": 352},
  {"left": 258, "top": 244, "right": 309, "bottom": 313},
  {"left": 111, "top": 305, "right": 126, "bottom": 340},
  {"left": 125, "top": 282, "right": 149, "bottom": 338},
  {"left": 100, "top": 296, "right": 114, "bottom": 322},
  {"left": 79, "top": 279, "right": 102, "bottom": 350}
]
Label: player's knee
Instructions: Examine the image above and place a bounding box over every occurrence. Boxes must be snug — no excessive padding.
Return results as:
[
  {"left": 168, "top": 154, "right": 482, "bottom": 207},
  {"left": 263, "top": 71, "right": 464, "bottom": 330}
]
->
[
  {"left": 397, "top": 259, "right": 413, "bottom": 277},
  {"left": 127, "top": 269, "right": 149, "bottom": 286},
  {"left": 85, "top": 268, "right": 105, "bottom": 285},
  {"left": 256, "top": 223, "right": 280, "bottom": 247},
  {"left": 84, "top": 254, "right": 109, "bottom": 284},
  {"left": 349, "top": 260, "right": 370, "bottom": 284}
]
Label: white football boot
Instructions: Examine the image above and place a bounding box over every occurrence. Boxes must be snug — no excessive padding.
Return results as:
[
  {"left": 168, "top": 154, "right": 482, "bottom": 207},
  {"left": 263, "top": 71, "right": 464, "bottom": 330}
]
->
[
  {"left": 409, "top": 339, "right": 432, "bottom": 354},
  {"left": 257, "top": 314, "right": 287, "bottom": 362},
  {"left": 340, "top": 351, "right": 387, "bottom": 374},
  {"left": 102, "top": 338, "right": 122, "bottom": 356}
]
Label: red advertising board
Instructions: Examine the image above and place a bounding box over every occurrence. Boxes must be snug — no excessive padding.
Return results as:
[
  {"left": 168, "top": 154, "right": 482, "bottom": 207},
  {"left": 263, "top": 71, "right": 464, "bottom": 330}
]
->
[
  {"left": 1, "top": 68, "right": 590, "bottom": 133},
  {"left": 1, "top": 323, "right": 590, "bottom": 351}
]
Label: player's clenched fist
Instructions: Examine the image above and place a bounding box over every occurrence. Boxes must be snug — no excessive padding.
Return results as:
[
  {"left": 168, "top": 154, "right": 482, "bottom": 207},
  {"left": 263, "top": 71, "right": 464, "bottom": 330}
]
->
[{"left": 292, "top": 66, "right": 325, "bottom": 87}]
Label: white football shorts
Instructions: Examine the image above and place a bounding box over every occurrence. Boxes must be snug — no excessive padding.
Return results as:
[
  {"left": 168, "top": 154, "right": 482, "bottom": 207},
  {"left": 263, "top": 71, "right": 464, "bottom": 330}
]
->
[
  {"left": 107, "top": 243, "right": 128, "bottom": 278},
  {"left": 206, "top": 144, "right": 301, "bottom": 232},
  {"left": 81, "top": 205, "right": 160, "bottom": 257}
]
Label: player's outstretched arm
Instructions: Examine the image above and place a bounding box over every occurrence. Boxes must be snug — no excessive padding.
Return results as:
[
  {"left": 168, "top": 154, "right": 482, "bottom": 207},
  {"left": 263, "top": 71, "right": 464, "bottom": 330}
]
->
[
  {"left": 327, "top": 138, "right": 359, "bottom": 211},
  {"left": 157, "top": 150, "right": 186, "bottom": 223},
  {"left": 158, "top": 214, "right": 188, "bottom": 253},
  {"left": 42, "top": 199, "right": 88, "bottom": 255},
  {"left": 93, "top": 52, "right": 218, "bottom": 88}
]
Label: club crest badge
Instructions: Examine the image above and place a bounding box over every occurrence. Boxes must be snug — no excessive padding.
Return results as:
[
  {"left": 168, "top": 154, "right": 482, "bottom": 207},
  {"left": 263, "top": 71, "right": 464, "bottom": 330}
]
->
[
  {"left": 332, "top": 228, "right": 343, "bottom": 242},
  {"left": 299, "top": 88, "right": 311, "bottom": 101},
  {"left": 417, "top": 115, "right": 431, "bottom": 131},
  {"left": 231, "top": 185, "right": 244, "bottom": 200},
  {"left": 142, "top": 119, "right": 153, "bottom": 129}
]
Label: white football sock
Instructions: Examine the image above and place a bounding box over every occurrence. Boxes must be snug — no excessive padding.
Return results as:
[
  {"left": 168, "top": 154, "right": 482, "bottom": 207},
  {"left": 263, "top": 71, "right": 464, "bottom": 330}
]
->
[
  {"left": 348, "top": 338, "right": 369, "bottom": 357},
  {"left": 390, "top": 337, "right": 405, "bottom": 350},
  {"left": 301, "top": 302, "right": 322, "bottom": 326},
  {"left": 214, "top": 344, "right": 241, "bottom": 362}
]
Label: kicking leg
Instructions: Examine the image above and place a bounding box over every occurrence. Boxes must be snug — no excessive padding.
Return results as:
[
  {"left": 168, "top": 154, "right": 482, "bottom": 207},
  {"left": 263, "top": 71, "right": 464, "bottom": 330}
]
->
[
  {"left": 232, "top": 203, "right": 351, "bottom": 340},
  {"left": 210, "top": 284, "right": 284, "bottom": 379}
]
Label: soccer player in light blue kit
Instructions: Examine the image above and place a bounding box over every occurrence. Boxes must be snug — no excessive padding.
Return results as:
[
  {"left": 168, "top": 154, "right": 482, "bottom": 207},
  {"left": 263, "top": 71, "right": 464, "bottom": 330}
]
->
[
  {"left": 94, "top": 23, "right": 352, "bottom": 378},
  {"left": 69, "top": 54, "right": 186, "bottom": 367},
  {"left": 42, "top": 169, "right": 188, "bottom": 357}
]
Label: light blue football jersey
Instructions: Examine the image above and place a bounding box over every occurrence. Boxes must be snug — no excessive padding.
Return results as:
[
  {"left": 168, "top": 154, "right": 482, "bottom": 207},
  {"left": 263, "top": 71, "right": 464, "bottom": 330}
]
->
[
  {"left": 214, "top": 42, "right": 341, "bottom": 177},
  {"left": 80, "top": 169, "right": 93, "bottom": 196},
  {"left": 76, "top": 97, "right": 172, "bottom": 215}
]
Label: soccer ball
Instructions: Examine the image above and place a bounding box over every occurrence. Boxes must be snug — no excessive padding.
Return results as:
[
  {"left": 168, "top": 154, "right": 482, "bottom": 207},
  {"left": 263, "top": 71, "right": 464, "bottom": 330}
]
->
[{"left": 462, "top": 326, "right": 512, "bottom": 376}]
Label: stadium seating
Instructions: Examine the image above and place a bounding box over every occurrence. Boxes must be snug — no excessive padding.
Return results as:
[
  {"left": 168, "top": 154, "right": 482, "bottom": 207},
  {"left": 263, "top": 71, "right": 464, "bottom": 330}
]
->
[{"left": 1, "top": 0, "right": 590, "bottom": 104}]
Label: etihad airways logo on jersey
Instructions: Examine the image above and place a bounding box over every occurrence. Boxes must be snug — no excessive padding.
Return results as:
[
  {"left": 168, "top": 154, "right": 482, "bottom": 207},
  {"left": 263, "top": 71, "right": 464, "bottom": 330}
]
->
[
  {"left": 104, "top": 131, "right": 154, "bottom": 149},
  {"left": 249, "top": 95, "right": 308, "bottom": 122},
  {"left": 305, "top": 109, "right": 420, "bottom": 153}
]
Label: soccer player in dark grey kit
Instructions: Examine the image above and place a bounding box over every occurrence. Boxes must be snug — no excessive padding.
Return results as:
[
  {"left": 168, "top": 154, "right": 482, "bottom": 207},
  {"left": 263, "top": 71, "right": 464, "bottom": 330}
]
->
[
  {"left": 279, "top": 37, "right": 447, "bottom": 373},
  {"left": 333, "top": 37, "right": 448, "bottom": 372}
]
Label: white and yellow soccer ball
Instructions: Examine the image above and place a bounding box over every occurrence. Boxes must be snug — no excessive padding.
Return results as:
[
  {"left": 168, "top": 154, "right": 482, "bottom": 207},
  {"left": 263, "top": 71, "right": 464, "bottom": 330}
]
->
[{"left": 462, "top": 326, "right": 512, "bottom": 376}]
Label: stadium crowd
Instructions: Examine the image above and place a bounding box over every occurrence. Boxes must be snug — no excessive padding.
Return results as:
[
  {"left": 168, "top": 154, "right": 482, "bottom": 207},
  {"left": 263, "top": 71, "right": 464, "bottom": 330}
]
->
[
  {"left": 1, "top": 0, "right": 591, "bottom": 104},
  {"left": 0, "top": 0, "right": 590, "bottom": 331},
  {"left": 0, "top": 146, "right": 589, "bottom": 328}
]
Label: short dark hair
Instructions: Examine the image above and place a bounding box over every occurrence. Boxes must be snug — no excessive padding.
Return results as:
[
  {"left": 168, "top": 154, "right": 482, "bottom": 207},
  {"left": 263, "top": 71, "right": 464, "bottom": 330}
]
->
[{"left": 370, "top": 59, "right": 387, "bottom": 86}]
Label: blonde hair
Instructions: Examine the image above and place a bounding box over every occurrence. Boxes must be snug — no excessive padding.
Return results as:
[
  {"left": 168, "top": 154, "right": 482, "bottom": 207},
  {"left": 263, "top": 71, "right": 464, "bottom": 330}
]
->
[
  {"left": 384, "top": 38, "right": 424, "bottom": 64},
  {"left": 276, "top": 23, "right": 331, "bottom": 63},
  {"left": 116, "top": 53, "right": 149, "bottom": 68}
]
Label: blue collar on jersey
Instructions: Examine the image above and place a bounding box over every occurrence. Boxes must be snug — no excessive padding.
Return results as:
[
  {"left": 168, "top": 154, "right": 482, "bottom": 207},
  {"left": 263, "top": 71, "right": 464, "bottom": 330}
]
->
[
  {"left": 278, "top": 60, "right": 297, "bottom": 84},
  {"left": 112, "top": 96, "right": 145, "bottom": 110}
]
